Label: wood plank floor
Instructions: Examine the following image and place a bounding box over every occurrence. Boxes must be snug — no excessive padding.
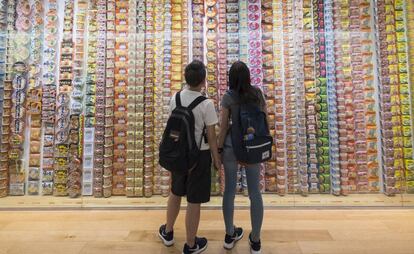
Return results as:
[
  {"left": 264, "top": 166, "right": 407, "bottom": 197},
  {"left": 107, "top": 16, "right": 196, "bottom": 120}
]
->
[{"left": 0, "top": 209, "right": 413, "bottom": 254}]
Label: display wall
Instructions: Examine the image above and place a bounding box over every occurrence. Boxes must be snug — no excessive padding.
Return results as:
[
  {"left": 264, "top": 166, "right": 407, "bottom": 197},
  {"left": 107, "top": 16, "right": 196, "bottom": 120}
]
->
[{"left": 0, "top": 0, "right": 414, "bottom": 206}]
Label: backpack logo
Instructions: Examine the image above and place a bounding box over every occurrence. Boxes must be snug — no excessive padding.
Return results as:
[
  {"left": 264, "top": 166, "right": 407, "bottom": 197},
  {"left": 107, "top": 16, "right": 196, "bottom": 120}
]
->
[
  {"left": 262, "top": 151, "right": 270, "bottom": 160},
  {"left": 169, "top": 130, "right": 180, "bottom": 142}
]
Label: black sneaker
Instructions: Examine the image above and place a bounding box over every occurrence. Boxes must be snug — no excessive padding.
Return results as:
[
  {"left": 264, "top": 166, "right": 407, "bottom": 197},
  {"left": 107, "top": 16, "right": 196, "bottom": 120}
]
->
[
  {"left": 223, "top": 226, "right": 244, "bottom": 250},
  {"left": 249, "top": 233, "right": 261, "bottom": 254},
  {"left": 158, "top": 224, "right": 174, "bottom": 247},
  {"left": 182, "top": 237, "right": 208, "bottom": 254}
]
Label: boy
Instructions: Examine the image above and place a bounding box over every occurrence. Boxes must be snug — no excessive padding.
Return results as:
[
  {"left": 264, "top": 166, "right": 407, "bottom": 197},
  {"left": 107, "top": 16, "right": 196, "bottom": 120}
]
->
[{"left": 158, "top": 60, "right": 221, "bottom": 254}]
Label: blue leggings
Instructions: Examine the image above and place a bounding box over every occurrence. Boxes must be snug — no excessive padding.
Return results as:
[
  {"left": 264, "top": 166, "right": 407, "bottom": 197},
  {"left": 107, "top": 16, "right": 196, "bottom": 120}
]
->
[{"left": 222, "top": 135, "right": 263, "bottom": 242}]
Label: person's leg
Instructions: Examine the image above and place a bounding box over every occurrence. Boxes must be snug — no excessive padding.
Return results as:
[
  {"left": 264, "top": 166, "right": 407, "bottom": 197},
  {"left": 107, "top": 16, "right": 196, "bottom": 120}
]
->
[
  {"left": 222, "top": 147, "right": 239, "bottom": 236},
  {"left": 166, "top": 193, "right": 182, "bottom": 232},
  {"left": 245, "top": 164, "right": 264, "bottom": 242},
  {"left": 185, "top": 150, "right": 212, "bottom": 248},
  {"left": 185, "top": 202, "right": 201, "bottom": 247}
]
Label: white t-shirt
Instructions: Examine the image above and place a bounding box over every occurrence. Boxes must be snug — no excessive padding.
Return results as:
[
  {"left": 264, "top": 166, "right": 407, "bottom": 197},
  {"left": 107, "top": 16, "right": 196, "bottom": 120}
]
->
[{"left": 169, "top": 89, "right": 218, "bottom": 151}]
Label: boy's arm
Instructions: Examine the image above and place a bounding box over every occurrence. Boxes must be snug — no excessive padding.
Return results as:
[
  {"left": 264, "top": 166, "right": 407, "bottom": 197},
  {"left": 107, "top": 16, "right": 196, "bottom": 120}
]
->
[
  {"left": 206, "top": 124, "right": 221, "bottom": 170},
  {"left": 203, "top": 99, "right": 220, "bottom": 169}
]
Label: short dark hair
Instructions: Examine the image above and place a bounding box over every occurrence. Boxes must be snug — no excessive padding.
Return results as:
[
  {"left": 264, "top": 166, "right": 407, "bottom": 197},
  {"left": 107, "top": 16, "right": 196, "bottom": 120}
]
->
[{"left": 185, "top": 60, "right": 206, "bottom": 87}]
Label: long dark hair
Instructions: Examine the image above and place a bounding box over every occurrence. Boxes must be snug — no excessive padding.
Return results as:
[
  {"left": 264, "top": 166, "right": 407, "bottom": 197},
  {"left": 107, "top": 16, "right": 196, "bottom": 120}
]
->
[{"left": 229, "top": 61, "right": 260, "bottom": 104}]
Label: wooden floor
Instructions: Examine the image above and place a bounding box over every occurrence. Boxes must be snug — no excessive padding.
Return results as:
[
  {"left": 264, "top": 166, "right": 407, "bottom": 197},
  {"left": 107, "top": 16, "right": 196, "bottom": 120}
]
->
[{"left": 0, "top": 209, "right": 413, "bottom": 254}]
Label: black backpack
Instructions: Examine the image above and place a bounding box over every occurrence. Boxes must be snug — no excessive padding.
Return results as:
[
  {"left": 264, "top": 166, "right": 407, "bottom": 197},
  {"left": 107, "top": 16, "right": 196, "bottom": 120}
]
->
[
  {"left": 229, "top": 90, "right": 273, "bottom": 164},
  {"left": 159, "top": 92, "right": 207, "bottom": 174}
]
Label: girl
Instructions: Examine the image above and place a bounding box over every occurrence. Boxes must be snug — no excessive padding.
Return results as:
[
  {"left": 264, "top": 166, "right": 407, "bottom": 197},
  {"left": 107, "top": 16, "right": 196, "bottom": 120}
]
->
[{"left": 218, "top": 61, "right": 266, "bottom": 254}]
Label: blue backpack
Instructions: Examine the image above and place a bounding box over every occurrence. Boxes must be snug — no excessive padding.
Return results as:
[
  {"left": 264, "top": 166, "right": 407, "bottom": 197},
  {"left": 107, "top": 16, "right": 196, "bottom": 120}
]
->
[{"left": 228, "top": 90, "right": 273, "bottom": 164}]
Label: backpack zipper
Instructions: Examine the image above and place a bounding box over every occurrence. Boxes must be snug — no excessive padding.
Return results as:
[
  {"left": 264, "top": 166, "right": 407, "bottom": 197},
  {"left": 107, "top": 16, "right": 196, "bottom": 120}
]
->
[{"left": 246, "top": 141, "right": 272, "bottom": 150}]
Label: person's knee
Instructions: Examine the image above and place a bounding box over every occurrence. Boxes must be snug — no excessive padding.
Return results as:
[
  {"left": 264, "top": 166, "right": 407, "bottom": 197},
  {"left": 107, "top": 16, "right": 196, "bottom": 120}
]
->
[
  {"left": 170, "top": 192, "right": 181, "bottom": 199},
  {"left": 248, "top": 187, "right": 262, "bottom": 201},
  {"left": 169, "top": 193, "right": 182, "bottom": 203},
  {"left": 223, "top": 186, "right": 236, "bottom": 197},
  {"left": 187, "top": 202, "right": 201, "bottom": 208},
  {"left": 223, "top": 176, "right": 238, "bottom": 194}
]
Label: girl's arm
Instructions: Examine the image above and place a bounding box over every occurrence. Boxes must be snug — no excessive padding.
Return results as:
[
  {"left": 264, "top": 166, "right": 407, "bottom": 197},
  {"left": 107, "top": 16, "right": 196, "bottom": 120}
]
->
[{"left": 218, "top": 107, "right": 230, "bottom": 149}]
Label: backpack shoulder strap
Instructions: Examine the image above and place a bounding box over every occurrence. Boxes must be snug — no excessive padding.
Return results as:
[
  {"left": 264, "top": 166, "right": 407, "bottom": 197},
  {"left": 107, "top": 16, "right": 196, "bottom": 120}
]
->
[
  {"left": 175, "top": 91, "right": 182, "bottom": 107},
  {"left": 187, "top": 96, "right": 207, "bottom": 110}
]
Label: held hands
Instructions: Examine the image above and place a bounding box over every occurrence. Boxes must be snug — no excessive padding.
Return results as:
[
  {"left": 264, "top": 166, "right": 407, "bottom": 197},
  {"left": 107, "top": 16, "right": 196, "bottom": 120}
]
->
[{"left": 213, "top": 156, "right": 222, "bottom": 170}]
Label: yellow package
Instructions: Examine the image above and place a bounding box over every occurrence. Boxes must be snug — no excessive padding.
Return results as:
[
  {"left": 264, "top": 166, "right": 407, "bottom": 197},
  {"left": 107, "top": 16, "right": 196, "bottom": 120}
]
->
[
  {"left": 403, "top": 126, "right": 412, "bottom": 137},
  {"left": 402, "top": 116, "right": 411, "bottom": 126},
  {"left": 395, "top": 147, "right": 404, "bottom": 158},
  {"left": 207, "top": 74, "right": 215, "bottom": 82},
  {"left": 400, "top": 94, "right": 410, "bottom": 104},
  {"left": 172, "top": 23, "right": 182, "bottom": 30},
  {"left": 388, "top": 65, "right": 399, "bottom": 74},
  {"left": 386, "top": 14, "right": 395, "bottom": 25},
  {"left": 387, "top": 44, "right": 397, "bottom": 53},
  {"left": 389, "top": 74, "right": 399, "bottom": 84},
  {"left": 396, "top": 21, "right": 405, "bottom": 32},
  {"left": 171, "top": 3, "right": 182, "bottom": 11},
  {"left": 404, "top": 137, "right": 413, "bottom": 148},
  {"left": 398, "top": 62, "right": 408, "bottom": 73},
  {"left": 386, "top": 25, "right": 396, "bottom": 35},
  {"left": 395, "top": 11, "right": 404, "bottom": 21},
  {"left": 405, "top": 159, "right": 414, "bottom": 171},
  {"left": 171, "top": 84, "right": 182, "bottom": 91},
  {"left": 407, "top": 182, "right": 414, "bottom": 188},
  {"left": 395, "top": 170, "right": 403, "bottom": 178},
  {"left": 393, "top": 125, "right": 403, "bottom": 135},
  {"left": 341, "top": 20, "right": 350, "bottom": 28},
  {"left": 342, "top": 55, "right": 351, "bottom": 63},
  {"left": 401, "top": 105, "right": 410, "bottom": 115},
  {"left": 400, "top": 84, "right": 410, "bottom": 94},
  {"left": 303, "top": 17, "right": 312, "bottom": 27},
  {"left": 305, "top": 93, "right": 316, "bottom": 101},
  {"left": 396, "top": 32, "right": 406, "bottom": 42},
  {"left": 343, "top": 67, "right": 352, "bottom": 76},
  {"left": 404, "top": 148, "right": 413, "bottom": 159},
  {"left": 171, "top": 47, "right": 182, "bottom": 56},
  {"left": 395, "top": 0, "right": 403, "bottom": 10},
  {"left": 398, "top": 52, "right": 407, "bottom": 63},
  {"left": 171, "top": 72, "right": 182, "bottom": 81},
  {"left": 407, "top": 171, "right": 414, "bottom": 181},
  {"left": 171, "top": 58, "right": 182, "bottom": 65},
  {"left": 391, "top": 95, "right": 401, "bottom": 105},
  {"left": 397, "top": 42, "right": 406, "bottom": 52},
  {"left": 172, "top": 15, "right": 182, "bottom": 21},
  {"left": 392, "top": 116, "right": 402, "bottom": 125},
  {"left": 391, "top": 105, "right": 401, "bottom": 115},
  {"left": 171, "top": 38, "right": 182, "bottom": 46},
  {"left": 340, "top": 9, "right": 349, "bottom": 16},
  {"left": 385, "top": 5, "right": 394, "bottom": 14},
  {"left": 400, "top": 73, "right": 408, "bottom": 84},
  {"left": 394, "top": 137, "right": 404, "bottom": 147}
]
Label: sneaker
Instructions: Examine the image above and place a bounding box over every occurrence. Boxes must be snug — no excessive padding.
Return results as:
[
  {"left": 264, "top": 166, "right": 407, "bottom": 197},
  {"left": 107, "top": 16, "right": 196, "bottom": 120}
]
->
[
  {"left": 182, "top": 237, "right": 208, "bottom": 254},
  {"left": 158, "top": 224, "right": 174, "bottom": 247},
  {"left": 249, "top": 233, "right": 261, "bottom": 254},
  {"left": 223, "top": 226, "right": 244, "bottom": 250}
]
